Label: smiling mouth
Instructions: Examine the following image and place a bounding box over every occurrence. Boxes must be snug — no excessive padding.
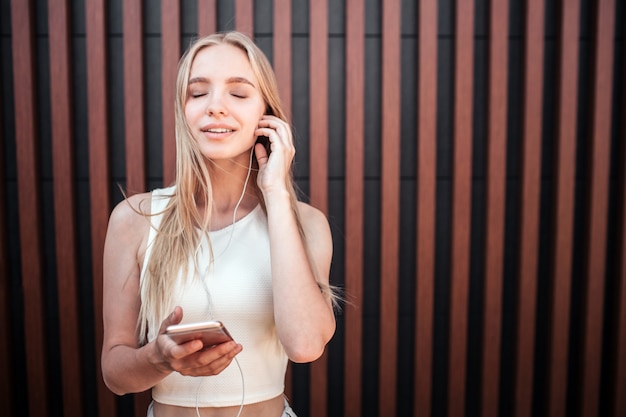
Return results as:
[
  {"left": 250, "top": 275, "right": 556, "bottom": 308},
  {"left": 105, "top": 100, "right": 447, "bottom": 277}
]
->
[{"left": 203, "top": 128, "right": 234, "bottom": 133}]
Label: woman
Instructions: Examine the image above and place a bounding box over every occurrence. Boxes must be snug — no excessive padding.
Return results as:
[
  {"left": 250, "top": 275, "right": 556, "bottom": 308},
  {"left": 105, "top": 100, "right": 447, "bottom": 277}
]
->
[{"left": 101, "top": 31, "right": 337, "bottom": 417}]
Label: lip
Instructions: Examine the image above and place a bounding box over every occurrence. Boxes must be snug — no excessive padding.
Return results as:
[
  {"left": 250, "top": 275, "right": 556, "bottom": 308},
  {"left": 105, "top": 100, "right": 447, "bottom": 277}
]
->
[{"left": 200, "top": 123, "right": 237, "bottom": 137}]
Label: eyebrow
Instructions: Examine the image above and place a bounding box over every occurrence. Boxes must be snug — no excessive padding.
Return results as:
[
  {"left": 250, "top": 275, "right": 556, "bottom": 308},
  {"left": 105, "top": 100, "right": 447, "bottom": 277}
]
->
[{"left": 188, "top": 76, "right": 256, "bottom": 87}]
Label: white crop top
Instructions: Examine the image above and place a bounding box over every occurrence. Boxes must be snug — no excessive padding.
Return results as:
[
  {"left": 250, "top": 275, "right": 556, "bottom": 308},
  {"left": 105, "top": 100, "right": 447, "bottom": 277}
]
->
[{"left": 140, "top": 186, "right": 288, "bottom": 407}]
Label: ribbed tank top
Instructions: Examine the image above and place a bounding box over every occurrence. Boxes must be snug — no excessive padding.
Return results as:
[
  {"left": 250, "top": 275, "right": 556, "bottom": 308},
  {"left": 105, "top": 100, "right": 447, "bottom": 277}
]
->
[{"left": 140, "top": 186, "right": 287, "bottom": 407}]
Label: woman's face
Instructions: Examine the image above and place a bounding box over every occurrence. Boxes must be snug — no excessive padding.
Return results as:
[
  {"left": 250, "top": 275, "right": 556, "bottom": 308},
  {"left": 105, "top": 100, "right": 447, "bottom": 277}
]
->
[{"left": 184, "top": 43, "right": 266, "bottom": 161}]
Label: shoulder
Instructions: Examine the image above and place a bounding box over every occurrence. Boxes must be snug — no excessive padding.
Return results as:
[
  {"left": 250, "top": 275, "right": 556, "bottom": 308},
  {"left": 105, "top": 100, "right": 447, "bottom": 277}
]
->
[
  {"left": 106, "top": 192, "right": 154, "bottom": 249},
  {"left": 109, "top": 192, "right": 153, "bottom": 227},
  {"left": 296, "top": 201, "right": 332, "bottom": 248}
]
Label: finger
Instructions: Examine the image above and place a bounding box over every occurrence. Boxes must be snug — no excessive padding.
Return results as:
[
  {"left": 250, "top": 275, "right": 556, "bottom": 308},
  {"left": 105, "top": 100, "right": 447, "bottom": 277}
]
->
[
  {"left": 254, "top": 142, "right": 269, "bottom": 166},
  {"left": 180, "top": 342, "right": 242, "bottom": 376},
  {"left": 258, "top": 117, "right": 293, "bottom": 145}
]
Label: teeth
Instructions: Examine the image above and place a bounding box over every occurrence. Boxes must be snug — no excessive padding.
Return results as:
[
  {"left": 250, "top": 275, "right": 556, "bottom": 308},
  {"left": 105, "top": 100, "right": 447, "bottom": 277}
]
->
[{"left": 206, "top": 128, "right": 232, "bottom": 133}]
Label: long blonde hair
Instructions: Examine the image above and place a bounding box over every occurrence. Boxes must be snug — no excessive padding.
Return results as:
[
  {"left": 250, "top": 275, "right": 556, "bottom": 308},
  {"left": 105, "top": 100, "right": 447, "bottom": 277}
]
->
[{"left": 138, "top": 32, "right": 332, "bottom": 344}]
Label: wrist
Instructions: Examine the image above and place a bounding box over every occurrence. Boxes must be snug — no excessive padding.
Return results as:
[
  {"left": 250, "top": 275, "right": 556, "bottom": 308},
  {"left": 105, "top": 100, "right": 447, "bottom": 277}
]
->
[
  {"left": 262, "top": 187, "right": 291, "bottom": 206},
  {"left": 144, "top": 339, "right": 171, "bottom": 375}
]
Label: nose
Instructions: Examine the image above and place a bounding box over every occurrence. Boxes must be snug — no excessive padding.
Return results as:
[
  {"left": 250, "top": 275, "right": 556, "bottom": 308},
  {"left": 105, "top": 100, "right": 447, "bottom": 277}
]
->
[{"left": 205, "top": 93, "right": 227, "bottom": 117}]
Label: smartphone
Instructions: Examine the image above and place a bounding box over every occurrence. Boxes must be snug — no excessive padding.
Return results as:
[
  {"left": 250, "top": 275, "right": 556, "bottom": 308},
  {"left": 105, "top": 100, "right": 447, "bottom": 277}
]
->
[{"left": 166, "top": 320, "right": 234, "bottom": 349}]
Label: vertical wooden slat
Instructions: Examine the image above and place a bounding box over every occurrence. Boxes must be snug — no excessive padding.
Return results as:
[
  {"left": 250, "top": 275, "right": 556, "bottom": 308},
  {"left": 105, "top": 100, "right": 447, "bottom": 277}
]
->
[
  {"left": 124, "top": 0, "right": 146, "bottom": 195},
  {"left": 580, "top": 1, "right": 614, "bottom": 415},
  {"left": 308, "top": 0, "right": 328, "bottom": 211},
  {"left": 0, "top": 54, "right": 15, "bottom": 417},
  {"left": 125, "top": 0, "right": 151, "bottom": 407},
  {"left": 235, "top": 0, "right": 254, "bottom": 38},
  {"left": 162, "top": 0, "right": 180, "bottom": 186},
  {"left": 48, "top": 0, "right": 83, "bottom": 415},
  {"left": 378, "top": 0, "right": 401, "bottom": 416},
  {"left": 514, "top": 1, "right": 544, "bottom": 416},
  {"left": 308, "top": 1, "right": 329, "bottom": 415},
  {"left": 198, "top": 0, "right": 217, "bottom": 37},
  {"left": 548, "top": 1, "right": 580, "bottom": 416},
  {"left": 343, "top": 0, "right": 364, "bottom": 415},
  {"left": 273, "top": 0, "right": 291, "bottom": 117},
  {"left": 10, "top": 1, "right": 49, "bottom": 415},
  {"left": 449, "top": 0, "right": 474, "bottom": 415},
  {"left": 86, "top": 0, "right": 115, "bottom": 414},
  {"left": 414, "top": 0, "right": 437, "bottom": 415},
  {"left": 481, "top": 1, "right": 508, "bottom": 416}
]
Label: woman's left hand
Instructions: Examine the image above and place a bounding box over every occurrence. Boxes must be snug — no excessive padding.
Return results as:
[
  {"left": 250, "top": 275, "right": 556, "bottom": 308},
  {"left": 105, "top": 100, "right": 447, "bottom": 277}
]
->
[{"left": 254, "top": 115, "right": 295, "bottom": 195}]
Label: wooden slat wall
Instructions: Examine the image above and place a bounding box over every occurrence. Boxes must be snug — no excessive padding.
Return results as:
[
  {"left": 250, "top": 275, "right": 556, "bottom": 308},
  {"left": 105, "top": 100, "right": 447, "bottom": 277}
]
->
[
  {"left": 414, "top": 0, "right": 437, "bottom": 416},
  {"left": 308, "top": 0, "right": 329, "bottom": 415},
  {"left": 161, "top": 0, "right": 180, "bottom": 186},
  {"left": 343, "top": 0, "right": 365, "bottom": 416},
  {"left": 449, "top": 0, "right": 474, "bottom": 415},
  {"left": 549, "top": 1, "right": 580, "bottom": 416},
  {"left": 48, "top": 0, "right": 83, "bottom": 415},
  {"left": 378, "top": 0, "right": 401, "bottom": 416},
  {"left": 481, "top": 1, "right": 508, "bottom": 416},
  {"left": 123, "top": 0, "right": 146, "bottom": 194},
  {"left": 85, "top": 0, "right": 115, "bottom": 415},
  {"left": 236, "top": 0, "right": 254, "bottom": 37},
  {"left": 9, "top": 1, "right": 48, "bottom": 416},
  {"left": 514, "top": 0, "right": 544, "bottom": 416},
  {"left": 1, "top": 1, "right": 625, "bottom": 417},
  {"left": 580, "top": 1, "right": 615, "bottom": 416},
  {"left": 198, "top": 0, "right": 217, "bottom": 37},
  {"left": 273, "top": 0, "right": 291, "bottom": 117}
]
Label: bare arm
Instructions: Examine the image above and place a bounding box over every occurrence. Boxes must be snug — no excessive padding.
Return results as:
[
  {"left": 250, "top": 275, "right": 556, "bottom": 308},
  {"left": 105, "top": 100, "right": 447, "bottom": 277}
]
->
[
  {"left": 266, "top": 197, "right": 336, "bottom": 362},
  {"left": 101, "top": 193, "right": 242, "bottom": 395},
  {"left": 255, "top": 115, "right": 336, "bottom": 362}
]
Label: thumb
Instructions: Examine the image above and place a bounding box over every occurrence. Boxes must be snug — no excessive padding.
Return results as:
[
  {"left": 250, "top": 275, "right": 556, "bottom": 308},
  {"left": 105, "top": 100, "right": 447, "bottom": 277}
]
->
[{"left": 158, "top": 306, "right": 183, "bottom": 335}]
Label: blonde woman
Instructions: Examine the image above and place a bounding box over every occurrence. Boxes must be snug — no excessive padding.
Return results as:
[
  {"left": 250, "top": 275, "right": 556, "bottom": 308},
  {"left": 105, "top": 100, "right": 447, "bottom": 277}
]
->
[{"left": 101, "top": 32, "right": 336, "bottom": 417}]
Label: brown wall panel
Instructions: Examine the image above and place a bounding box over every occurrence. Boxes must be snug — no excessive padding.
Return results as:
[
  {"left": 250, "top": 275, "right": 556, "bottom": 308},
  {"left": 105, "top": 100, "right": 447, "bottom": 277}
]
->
[
  {"left": 414, "top": 0, "right": 437, "bottom": 415},
  {"left": 308, "top": 0, "right": 329, "bottom": 415},
  {"left": 48, "top": 0, "right": 83, "bottom": 415},
  {"left": 580, "top": 1, "right": 615, "bottom": 415},
  {"left": 198, "top": 0, "right": 217, "bottom": 37},
  {"left": 378, "top": 0, "right": 401, "bottom": 415},
  {"left": 273, "top": 0, "right": 292, "bottom": 117},
  {"left": 343, "top": 0, "right": 365, "bottom": 415},
  {"left": 449, "top": 0, "right": 474, "bottom": 415},
  {"left": 481, "top": 1, "right": 508, "bottom": 416},
  {"left": 548, "top": 1, "right": 580, "bottom": 416},
  {"left": 514, "top": 1, "right": 545, "bottom": 416},
  {"left": 272, "top": 0, "right": 293, "bottom": 400},
  {"left": 124, "top": 0, "right": 146, "bottom": 194},
  {"left": 161, "top": 0, "right": 180, "bottom": 186},
  {"left": 236, "top": 0, "right": 254, "bottom": 37},
  {"left": 86, "top": 0, "right": 115, "bottom": 414},
  {"left": 10, "top": 0, "right": 49, "bottom": 415}
]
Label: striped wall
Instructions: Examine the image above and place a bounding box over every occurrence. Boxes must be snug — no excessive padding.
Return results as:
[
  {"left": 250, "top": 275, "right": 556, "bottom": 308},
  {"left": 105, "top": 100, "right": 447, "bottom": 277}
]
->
[{"left": 1, "top": 1, "right": 625, "bottom": 416}]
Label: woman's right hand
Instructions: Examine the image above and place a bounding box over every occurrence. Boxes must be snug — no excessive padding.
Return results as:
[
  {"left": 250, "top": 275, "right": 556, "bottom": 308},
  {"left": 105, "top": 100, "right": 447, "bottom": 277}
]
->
[{"left": 151, "top": 306, "right": 243, "bottom": 377}]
